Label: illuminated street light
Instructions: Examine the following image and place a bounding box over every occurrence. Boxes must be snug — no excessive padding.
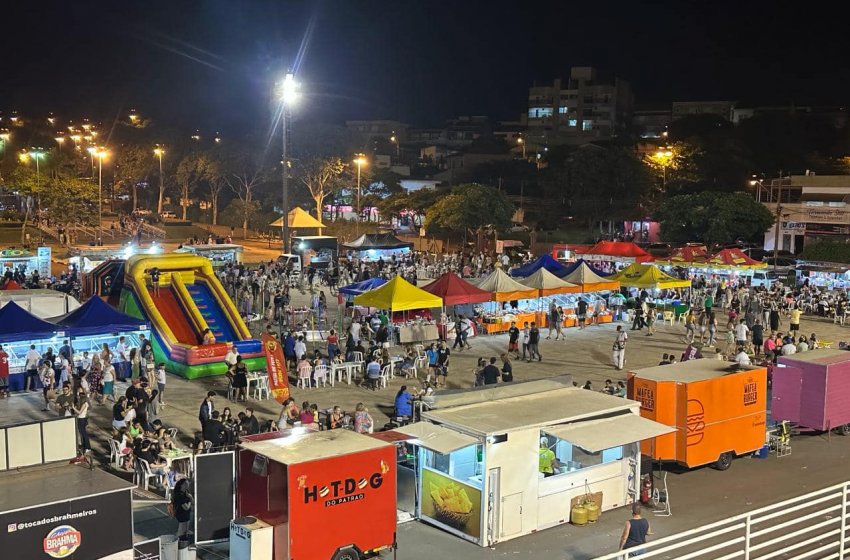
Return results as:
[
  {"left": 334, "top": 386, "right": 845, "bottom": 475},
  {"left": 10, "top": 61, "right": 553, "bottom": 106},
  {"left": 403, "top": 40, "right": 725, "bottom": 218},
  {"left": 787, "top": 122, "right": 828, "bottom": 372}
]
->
[
  {"left": 191, "top": 131, "right": 201, "bottom": 141},
  {"left": 279, "top": 71, "right": 299, "bottom": 252},
  {"left": 129, "top": 110, "right": 139, "bottom": 124},
  {"left": 214, "top": 133, "right": 221, "bottom": 144},
  {"left": 353, "top": 154, "right": 368, "bottom": 234},
  {"left": 154, "top": 145, "right": 165, "bottom": 214},
  {"left": 27, "top": 148, "right": 46, "bottom": 190},
  {"left": 517, "top": 136, "right": 526, "bottom": 160},
  {"left": 94, "top": 148, "right": 109, "bottom": 235}
]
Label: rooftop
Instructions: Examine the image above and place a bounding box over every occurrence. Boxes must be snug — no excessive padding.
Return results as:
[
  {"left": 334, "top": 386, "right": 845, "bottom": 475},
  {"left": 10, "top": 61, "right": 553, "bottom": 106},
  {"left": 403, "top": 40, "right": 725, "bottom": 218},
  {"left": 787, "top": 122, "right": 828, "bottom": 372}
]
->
[
  {"left": 0, "top": 465, "right": 133, "bottom": 514},
  {"left": 778, "top": 348, "right": 850, "bottom": 367},
  {"left": 239, "top": 428, "right": 391, "bottom": 464},
  {"left": 421, "top": 387, "right": 635, "bottom": 436},
  {"left": 630, "top": 358, "right": 765, "bottom": 383}
]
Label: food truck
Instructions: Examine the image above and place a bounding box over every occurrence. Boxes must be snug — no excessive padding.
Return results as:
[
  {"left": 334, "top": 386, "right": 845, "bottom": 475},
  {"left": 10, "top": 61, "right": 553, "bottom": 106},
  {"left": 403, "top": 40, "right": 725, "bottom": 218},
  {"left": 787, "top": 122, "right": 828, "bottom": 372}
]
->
[
  {"left": 628, "top": 359, "right": 768, "bottom": 470},
  {"left": 772, "top": 348, "right": 850, "bottom": 434},
  {"left": 236, "top": 429, "right": 397, "bottom": 560},
  {"left": 395, "top": 386, "right": 672, "bottom": 546}
]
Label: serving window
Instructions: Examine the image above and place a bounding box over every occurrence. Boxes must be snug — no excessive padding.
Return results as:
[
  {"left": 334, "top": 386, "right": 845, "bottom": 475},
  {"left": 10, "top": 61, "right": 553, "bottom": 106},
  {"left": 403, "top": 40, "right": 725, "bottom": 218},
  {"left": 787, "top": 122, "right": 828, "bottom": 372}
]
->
[{"left": 540, "top": 431, "right": 623, "bottom": 477}]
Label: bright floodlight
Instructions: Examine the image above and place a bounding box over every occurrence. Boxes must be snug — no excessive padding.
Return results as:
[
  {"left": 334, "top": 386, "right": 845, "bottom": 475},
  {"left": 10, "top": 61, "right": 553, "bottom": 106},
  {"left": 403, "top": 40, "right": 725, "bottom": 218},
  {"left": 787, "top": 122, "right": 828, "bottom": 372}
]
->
[{"left": 281, "top": 72, "right": 299, "bottom": 105}]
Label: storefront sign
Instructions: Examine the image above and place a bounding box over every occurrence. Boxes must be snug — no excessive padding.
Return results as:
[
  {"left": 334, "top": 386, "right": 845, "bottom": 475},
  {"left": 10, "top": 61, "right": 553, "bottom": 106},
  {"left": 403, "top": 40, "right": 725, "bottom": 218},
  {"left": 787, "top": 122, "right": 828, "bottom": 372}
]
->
[
  {"left": 261, "top": 333, "right": 290, "bottom": 403},
  {"left": 803, "top": 208, "right": 850, "bottom": 224},
  {"left": 805, "top": 223, "right": 850, "bottom": 235},
  {"left": 420, "top": 468, "right": 482, "bottom": 541},
  {"left": 0, "top": 490, "right": 132, "bottom": 560}
]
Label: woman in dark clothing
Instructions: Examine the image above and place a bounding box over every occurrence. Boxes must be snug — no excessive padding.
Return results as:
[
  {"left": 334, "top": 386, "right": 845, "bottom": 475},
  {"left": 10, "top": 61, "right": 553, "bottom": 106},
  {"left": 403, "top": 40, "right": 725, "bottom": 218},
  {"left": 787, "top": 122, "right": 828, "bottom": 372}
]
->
[
  {"left": 172, "top": 478, "right": 193, "bottom": 542},
  {"left": 232, "top": 356, "right": 248, "bottom": 401}
]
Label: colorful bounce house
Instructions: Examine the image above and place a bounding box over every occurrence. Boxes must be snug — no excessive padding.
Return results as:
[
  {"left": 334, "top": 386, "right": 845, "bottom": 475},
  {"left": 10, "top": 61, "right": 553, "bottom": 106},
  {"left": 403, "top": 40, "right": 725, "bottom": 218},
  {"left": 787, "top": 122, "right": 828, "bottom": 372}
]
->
[{"left": 119, "top": 254, "right": 264, "bottom": 378}]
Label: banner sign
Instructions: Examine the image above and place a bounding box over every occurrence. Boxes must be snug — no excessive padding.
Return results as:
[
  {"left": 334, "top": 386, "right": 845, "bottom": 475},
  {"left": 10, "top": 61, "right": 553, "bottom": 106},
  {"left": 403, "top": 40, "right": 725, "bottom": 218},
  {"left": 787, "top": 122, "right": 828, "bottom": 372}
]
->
[
  {"left": 0, "top": 490, "right": 132, "bottom": 560},
  {"left": 261, "top": 333, "right": 290, "bottom": 403}
]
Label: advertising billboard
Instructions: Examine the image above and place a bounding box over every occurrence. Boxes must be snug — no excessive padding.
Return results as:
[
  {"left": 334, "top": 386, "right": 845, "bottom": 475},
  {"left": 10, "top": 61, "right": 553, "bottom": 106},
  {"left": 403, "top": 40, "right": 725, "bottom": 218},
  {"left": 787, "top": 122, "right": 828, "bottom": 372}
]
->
[
  {"left": 420, "top": 467, "right": 482, "bottom": 542},
  {"left": 0, "top": 490, "right": 132, "bottom": 560}
]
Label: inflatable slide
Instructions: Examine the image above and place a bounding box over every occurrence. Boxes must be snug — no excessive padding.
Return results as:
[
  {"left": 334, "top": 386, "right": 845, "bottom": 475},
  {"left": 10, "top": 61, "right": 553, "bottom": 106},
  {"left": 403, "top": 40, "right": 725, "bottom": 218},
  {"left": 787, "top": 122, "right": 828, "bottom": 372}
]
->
[{"left": 120, "top": 254, "right": 264, "bottom": 378}]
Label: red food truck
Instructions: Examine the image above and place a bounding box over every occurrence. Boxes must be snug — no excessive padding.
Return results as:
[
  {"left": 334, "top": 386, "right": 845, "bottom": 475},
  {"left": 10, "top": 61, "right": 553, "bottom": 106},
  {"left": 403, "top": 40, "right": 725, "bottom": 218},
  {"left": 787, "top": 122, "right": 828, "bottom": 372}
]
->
[{"left": 237, "top": 429, "right": 397, "bottom": 560}]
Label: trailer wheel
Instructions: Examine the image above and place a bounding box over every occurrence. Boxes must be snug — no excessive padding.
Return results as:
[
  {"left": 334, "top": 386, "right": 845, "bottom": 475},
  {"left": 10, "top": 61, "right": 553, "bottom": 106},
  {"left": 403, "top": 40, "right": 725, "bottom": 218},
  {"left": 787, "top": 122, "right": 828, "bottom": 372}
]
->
[
  {"left": 713, "top": 452, "right": 734, "bottom": 471},
  {"left": 839, "top": 424, "right": 850, "bottom": 436},
  {"left": 332, "top": 546, "right": 361, "bottom": 560}
]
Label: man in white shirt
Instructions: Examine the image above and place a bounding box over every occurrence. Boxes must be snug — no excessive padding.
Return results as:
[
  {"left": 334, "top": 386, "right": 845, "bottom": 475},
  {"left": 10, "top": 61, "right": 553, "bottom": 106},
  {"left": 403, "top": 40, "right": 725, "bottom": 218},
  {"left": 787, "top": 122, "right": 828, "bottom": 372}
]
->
[
  {"left": 612, "top": 326, "right": 629, "bottom": 370},
  {"left": 350, "top": 321, "right": 361, "bottom": 344},
  {"left": 224, "top": 347, "right": 238, "bottom": 368},
  {"left": 734, "top": 320, "right": 750, "bottom": 347},
  {"left": 115, "top": 336, "right": 129, "bottom": 382},
  {"left": 25, "top": 345, "right": 41, "bottom": 391},
  {"left": 734, "top": 347, "right": 752, "bottom": 366},
  {"left": 294, "top": 336, "right": 307, "bottom": 361},
  {"left": 781, "top": 338, "right": 797, "bottom": 356}
]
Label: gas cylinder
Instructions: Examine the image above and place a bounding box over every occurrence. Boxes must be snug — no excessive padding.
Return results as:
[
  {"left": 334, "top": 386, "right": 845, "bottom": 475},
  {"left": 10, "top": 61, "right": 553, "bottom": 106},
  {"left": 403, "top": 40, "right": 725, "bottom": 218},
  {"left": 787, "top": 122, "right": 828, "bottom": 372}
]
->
[
  {"left": 585, "top": 500, "right": 600, "bottom": 522},
  {"left": 640, "top": 475, "right": 652, "bottom": 504},
  {"left": 571, "top": 504, "right": 588, "bottom": 526}
]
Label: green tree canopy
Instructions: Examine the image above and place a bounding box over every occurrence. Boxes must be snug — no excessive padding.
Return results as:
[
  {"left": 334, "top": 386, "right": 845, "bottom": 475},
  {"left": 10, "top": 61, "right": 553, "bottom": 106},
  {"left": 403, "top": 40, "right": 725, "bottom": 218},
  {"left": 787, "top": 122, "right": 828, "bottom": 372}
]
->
[
  {"left": 425, "top": 184, "right": 513, "bottom": 233},
  {"left": 653, "top": 191, "right": 775, "bottom": 245}
]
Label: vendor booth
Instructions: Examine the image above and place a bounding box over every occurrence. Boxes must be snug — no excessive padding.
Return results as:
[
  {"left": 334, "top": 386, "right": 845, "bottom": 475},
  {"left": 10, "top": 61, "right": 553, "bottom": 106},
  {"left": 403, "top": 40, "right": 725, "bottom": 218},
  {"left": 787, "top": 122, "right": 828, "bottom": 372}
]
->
[
  {"left": 509, "top": 255, "right": 568, "bottom": 278},
  {"left": 610, "top": 263, "right": 691, "bottom": 290},
  {"left": 772, "top": 348, "right": 850, "bottom": 434},
  {"left": 0, "top": 302, "right": 60, "bottom": 392},
  {"left": 339, "top": 277, "right": 388, "bottom": 303},
  {"left": 69, "top": 246, "right": 133, "bottom": 273},
  {"left": 628, "top": 359, "right": 767, "bottom": 470},
  {"left": 423, "top": 273, "right": 492, "bottom": 339},
  {"left": 54, "top": 297, "right": 150, "bottom": 367},
  {"left": 0, "top": 246, "right": 51, "bottom": 279},
  {"left": 236, "top": 430, "right": 397, "bottom": 560},
  {"left": 0, "top": 288, "right": 81, "bottom": 318},
  {"left": 470, "top": 269, "right": 539, "bottom": 333},
  {"left": 175, "top": 243, "right": 244, "bottom": 268},
  {"left": 0, "top": 465, "right": 135, "bottom": 560},
  {"left": 395, "top": 387, "right": 672, "bottom": 546},
  {"left": 353, "top": 275, "right": 442, "bottom": 343},
  {"left": 703, "top": 248, "right": 766, "bottom": 270},
  {"left": 560, "top": 260, "right": 620, "bottom": 293},
  {"left": 343, "top": 233, "right": 413, "bottom": 261},
  {"left": 580, "top": 241, "right": 653, "bottom": 264},
  {"left": 665, "top": 245, "right": 709, "bottom": 267},
  {"left": 270, "top": 206, "right": 326, "bottom": 233}
]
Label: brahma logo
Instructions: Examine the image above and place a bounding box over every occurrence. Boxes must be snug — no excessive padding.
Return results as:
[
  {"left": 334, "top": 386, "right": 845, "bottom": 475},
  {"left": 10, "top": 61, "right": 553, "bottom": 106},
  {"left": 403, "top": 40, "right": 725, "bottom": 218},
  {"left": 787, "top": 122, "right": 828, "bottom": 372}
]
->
[{"left": 43, "top": 525, "right": 81, "bottom": 558}]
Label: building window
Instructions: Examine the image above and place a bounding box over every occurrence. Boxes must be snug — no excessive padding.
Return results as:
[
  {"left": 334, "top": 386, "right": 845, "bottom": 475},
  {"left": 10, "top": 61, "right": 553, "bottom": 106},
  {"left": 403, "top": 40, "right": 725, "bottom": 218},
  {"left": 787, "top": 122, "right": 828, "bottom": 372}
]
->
[
  {"left": 528, "top": 107, "right": 553, "bottom": 119},
  {"left": 568, "top": 119, "right": 577, "bottom": 127},
  {"left": 582, "top": 120, "right": 594, "bottom": 131},
  {"left": 558, "top": 107, "right": 568, "bottom": 114}
]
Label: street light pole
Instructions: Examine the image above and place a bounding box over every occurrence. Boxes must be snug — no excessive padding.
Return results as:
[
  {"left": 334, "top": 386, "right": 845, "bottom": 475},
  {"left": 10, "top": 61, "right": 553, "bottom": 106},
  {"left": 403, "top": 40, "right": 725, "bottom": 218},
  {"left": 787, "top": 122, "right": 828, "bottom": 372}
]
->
[
  {"left": 98, "top": 155, "right": 103, "bottom": 235},
  {"left": 279, "top": 72, "right": 299, "bottom": 254},
  {"left": 154, "top": 146, "right": 165, "bottom": 215},
  {"left": 353, "top": 154, "right": 367, "bottom": 235}
]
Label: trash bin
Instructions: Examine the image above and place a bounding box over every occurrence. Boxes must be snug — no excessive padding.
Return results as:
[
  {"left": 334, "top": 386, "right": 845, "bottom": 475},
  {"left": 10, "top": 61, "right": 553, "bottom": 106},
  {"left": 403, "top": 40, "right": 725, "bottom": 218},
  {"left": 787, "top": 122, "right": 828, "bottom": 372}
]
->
[
  {"left": 178, "top": 543, "right": 196, "bottom": 560},
  {"left": 160, "top": 535, "right": 178, "bottom": 560}
]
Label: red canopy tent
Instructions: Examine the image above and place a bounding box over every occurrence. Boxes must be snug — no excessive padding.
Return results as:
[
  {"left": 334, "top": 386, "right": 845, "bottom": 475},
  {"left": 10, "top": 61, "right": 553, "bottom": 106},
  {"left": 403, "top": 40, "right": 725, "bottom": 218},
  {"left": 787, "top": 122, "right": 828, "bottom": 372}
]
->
[
  {"left": 703, "top": 248, "right": 766, "bottom": 270},
  {"left": 667, "top": 245, "right": 709, "bottom": 266},
  {"left": 0, "top": 279, "right": 22, "bottom": 290},
  {"left": 579, "top": 241, "right": 654, "bottom": 264},
  {"left": 421, "top": 272, "right": 492, "bottom": 306}
]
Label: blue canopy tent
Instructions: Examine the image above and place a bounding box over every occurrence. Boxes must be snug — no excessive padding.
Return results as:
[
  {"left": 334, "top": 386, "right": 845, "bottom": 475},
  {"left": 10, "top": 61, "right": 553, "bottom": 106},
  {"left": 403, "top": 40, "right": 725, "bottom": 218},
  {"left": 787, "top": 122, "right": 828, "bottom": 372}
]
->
[
  {"left": 509, "top": 254, "right": 568, "bottom": 278},
  {"left": 55, "top": 296, "right": 149, "bottom": 337},
  {"left": 557, "top": 258, "right": 613, "bottom": 278},
  {"left": 339, "top": 277, "right": 388, "bottom": 299},
  {"left": 0, "top": 302, "right": 59, "bottom": 392}
]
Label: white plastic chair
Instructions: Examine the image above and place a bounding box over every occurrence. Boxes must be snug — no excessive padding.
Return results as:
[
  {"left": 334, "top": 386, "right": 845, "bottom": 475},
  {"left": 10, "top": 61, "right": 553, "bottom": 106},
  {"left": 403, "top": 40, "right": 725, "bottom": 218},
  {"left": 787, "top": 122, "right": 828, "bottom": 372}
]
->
[
  {"left": 166, "top": 427, "right": 178, "bottom": 440},
  {"left": 203, "top": 440, "right": 213, "bottom": 452},
  {"left": 253, "top": 376, "right": 270, "bottom": 399},
  {"left": 297, "top": 363, "right": 313, "bottom": 389},
  {"left": 663, "top": 311, "right": 674, "bottom": 326},
  {"left": 379, "top": 364, "right": 392, "bottom": 389},
  {"left": 108, "top": 438, "right": 122, "bottom": 469},
  {"left": 134, "top": 458, "right": 164, "bottom": 491},
  {"left": 351, "top": 351, "right": 364, "bottom": 363},
  {"left": 313, "top": 364, "right": 329, "bottom": 387}
]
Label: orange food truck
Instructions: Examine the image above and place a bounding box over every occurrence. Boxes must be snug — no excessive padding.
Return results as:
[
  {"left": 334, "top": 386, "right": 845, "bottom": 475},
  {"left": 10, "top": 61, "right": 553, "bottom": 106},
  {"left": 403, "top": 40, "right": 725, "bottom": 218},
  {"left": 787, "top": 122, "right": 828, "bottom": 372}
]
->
[
  {"left": 628, "top": 359, "right": 767, "bottom": 470},
  {"left": 236, "top": 429, "right": 397, "bottom": 560}
]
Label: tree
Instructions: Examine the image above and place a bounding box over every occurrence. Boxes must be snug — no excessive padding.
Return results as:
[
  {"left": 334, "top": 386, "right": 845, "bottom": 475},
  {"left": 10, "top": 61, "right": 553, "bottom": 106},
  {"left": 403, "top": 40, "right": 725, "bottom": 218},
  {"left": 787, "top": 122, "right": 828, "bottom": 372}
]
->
[
  {"left": 425, "top": 184, "right": 513, "bottom": 234},
  {"left": 202, "top": 154, "right": 226, "bottom": 225},
  {"left": 298, "top": 157, "right": 345, "bottom": 233},
  {"left": 222, "top": 147, "right": 267, "bottom": 239},
  {"left": 175, "top": 153, "right": 206, "bottom": 220},
  {"left": 114, "top": 145, "right": 152, "bottom": 212},
  {"left": 653, "top": 191, "right": 775, "bottom": 245}
]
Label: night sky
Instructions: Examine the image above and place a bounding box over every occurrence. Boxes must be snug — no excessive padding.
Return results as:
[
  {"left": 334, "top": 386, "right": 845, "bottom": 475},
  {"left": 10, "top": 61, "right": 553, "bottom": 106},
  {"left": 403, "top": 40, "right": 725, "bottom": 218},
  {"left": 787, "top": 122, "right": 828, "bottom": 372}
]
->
[{"left": 1, "top": 1, "right": 847, "bottom": 132}]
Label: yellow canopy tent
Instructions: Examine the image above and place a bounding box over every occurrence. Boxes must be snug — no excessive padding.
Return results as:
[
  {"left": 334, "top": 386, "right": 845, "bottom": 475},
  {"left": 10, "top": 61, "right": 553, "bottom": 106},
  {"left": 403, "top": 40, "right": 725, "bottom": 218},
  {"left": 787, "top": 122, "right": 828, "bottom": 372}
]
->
[
  {"left": 269, "top": 207, "right": 325, "bottom": 229},
  {"left": 353, "top": 275, "right": 443, "bottom": 312},
  {"left": 611, "top": 263, "right": 691, "bottom": 289}
]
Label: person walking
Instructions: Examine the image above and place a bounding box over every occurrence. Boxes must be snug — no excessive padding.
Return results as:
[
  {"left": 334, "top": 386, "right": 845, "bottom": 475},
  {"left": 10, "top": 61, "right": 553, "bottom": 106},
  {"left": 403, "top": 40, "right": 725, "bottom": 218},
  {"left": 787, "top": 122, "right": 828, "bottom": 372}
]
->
[
  {"left": 612, "top": 325, "right": 628, "bottom": 370},
  {"left": 619, "top": 503, "right": 652, "bottom": 556}
]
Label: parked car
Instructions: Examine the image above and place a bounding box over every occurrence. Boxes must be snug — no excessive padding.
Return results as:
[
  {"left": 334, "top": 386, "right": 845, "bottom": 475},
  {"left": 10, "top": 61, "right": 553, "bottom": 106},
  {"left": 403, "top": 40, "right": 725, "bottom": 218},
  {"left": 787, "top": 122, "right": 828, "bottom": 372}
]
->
[
  {"left": 161, "top": 210, "right": 177, "bottom": 219},
  {"left": 508, "top": 223, "right": 530, "bottom": 233}
]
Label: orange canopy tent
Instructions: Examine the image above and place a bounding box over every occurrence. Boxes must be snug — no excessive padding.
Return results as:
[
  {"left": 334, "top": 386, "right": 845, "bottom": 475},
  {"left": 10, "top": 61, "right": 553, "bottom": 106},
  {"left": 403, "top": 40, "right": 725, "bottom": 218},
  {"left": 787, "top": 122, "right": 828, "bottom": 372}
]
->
[
  {"left": 516, "top": 268, "right": 581, "bottom": 296},
  {"left": 472, "top": 269, "right": 538, "bottom": 302}
]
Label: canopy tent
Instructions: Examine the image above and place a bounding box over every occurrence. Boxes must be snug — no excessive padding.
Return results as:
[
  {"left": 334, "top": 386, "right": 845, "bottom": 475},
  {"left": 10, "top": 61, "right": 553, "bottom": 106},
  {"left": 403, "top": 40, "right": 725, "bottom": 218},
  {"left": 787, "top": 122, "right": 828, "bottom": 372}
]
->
[
  {"left": 338, "top": 277, "right": 387, "bottom": 297},
  {"left": 353, "top": 275, "right": 442, "bottom": 312},
  {"left": 269, "top": 207, "right": 326, "bottom": 229},
  {"left": 509, "top": 255, "right": 568, "bottom": 278},
  {"left": 342, "top": 233, "right": 414, "bottom": 251},
  {"left": 0, "top": 301, "right": 58, "bottom": 342},
  {"left": 516, "top": 268, "right": 580, "bottom": 296},
  {"left": 421, "top": 273, "right": 492, "bottom": 306},
  {"left": 611, "top": 263, "right": 691, "bottom": 289},
  {"left": 560, "top": 261, "right": 621, "bottom": 293},
  {"left": 54, "top": 296, "right": 149, "bottom": 337},
  {"left": 703, "top": 248, "right": 767, "bottom": 270},
  {"left": 558, "top": 258, "right": 612, "bottom": 278},
  {"left": 471, "top": 269, "right": 538, "bottom": 302},
  {"left": 0, "top": 279, "right": 22, "bottom": 290},
  {"left": 580, "top": 241, "right": 654, "bottom": 264},
  {"left": 666, "top": 245, "right": 709, "bottom": 267}
]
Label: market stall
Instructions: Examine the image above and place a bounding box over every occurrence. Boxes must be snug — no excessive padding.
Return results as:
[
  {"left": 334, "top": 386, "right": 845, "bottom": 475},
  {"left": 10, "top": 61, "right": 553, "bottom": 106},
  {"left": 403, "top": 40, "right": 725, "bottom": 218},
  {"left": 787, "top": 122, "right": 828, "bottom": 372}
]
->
[
  {"left": 422, "top": 273, "right": 493, "bottom": 340},
  {"left": 342, "top": 233, "right": 414, "bottom": 261},
  {"left": 407, "top": 387, "right": 672, "bottom": 546},
  {"left": 610, "top": 263, "right": 691, "bottom": 290},
  {"left": 0, "top": 288, "right": 81, "bottom": 318},
  {"left": 560, "top": 260, "right": 620, "bottom": 293},
  {"left": 0, "top": 302, "right": 60, "bottom": 392},
  {"left": 0, "top": 246, "right": 51, "bottom": 279},
  {"left": 703, "top": 248, "right": 766, "bottom": 270},
  {"left": 470, "top": 269, "right": 539, "bottom": 333},
  {"left": 339, "top": 277, "right": 387, "bottom": 303},
  {"left": 69, "top": 246, "right": 134, "bottom": 273},
  {"left": 579, "top": 241, "right": 653, "bottom": 264},
  {"left": 628, "top": 359, "right": 767, "bottom": 470},
  {"left": 665, "top": 244, "right": 709, "bottom": 267},
  {"left": 772, "top": 349, "right": 850, "bottom": 434},
  {"left": 54, "top": 297, "right": 150, "bottom": 365},
  {"left": 236, "top": 430, "right": 397, "bottom": 560},
  {"left": 175, "top": 243, "right": 244, "bottom": 268},
  {"left": 509, "top": 255, "right": 568, "bottom": 278},
  {"left": 353, "top": 275, "right": 442, "bottom": 343},
  {"left": 270, "top": 207, "right": 326, "bottom": 233},
  {"left": 0, "top": 465, "right": 135, "bottom": 560}
]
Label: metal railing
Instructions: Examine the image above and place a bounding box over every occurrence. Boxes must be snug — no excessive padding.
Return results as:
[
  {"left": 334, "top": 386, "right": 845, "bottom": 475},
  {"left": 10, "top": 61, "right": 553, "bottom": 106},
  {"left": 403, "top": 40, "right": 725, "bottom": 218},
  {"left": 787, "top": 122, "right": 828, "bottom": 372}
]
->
[
  {"left": 594, "top": 481, "right": 850, "bottom": 560},
  {"left": 141, "top": 222, "right": 166, "bottom": 239}
]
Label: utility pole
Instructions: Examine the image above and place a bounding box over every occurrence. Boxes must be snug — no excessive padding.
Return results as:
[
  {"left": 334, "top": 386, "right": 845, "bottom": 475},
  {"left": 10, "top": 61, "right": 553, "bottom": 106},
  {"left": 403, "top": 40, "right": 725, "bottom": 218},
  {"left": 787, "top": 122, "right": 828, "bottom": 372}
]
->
[{"left": 772, "top": 199, "right": 782, "bottom": 273}]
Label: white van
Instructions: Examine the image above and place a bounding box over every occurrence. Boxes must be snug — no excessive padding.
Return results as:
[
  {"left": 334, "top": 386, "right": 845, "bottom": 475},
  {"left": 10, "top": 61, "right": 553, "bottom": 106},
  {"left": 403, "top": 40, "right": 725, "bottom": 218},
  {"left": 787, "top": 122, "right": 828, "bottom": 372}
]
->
[{"left": 751, "top": 270, "right": 782, "bottom": 288}]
